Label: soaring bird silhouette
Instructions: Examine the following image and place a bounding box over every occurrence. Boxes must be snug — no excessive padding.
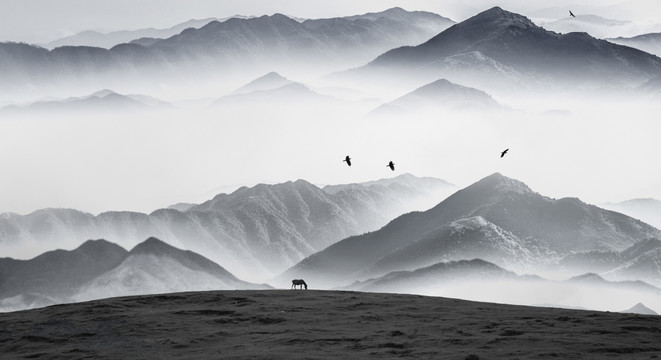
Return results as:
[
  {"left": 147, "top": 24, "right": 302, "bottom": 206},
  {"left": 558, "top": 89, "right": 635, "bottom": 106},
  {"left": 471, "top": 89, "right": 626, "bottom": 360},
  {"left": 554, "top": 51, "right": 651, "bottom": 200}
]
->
[
  {"left": 501, "top": 149, "right": 509, "bottom": 158},
  {"left": 343, "top": 155, "right": 351, "bottom": 166},
  {"left": 569, "top": 10, "right": 576, "bottom": 17},
  {"left": 387, "top": 161, "right": 395, "bottom": 171}
]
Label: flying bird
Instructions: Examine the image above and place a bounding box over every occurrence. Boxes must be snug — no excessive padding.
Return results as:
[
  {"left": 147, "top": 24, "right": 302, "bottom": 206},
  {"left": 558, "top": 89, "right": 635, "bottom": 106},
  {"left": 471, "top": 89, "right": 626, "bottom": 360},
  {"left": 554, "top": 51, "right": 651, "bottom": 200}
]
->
[
  {"left": 569, "top": 10, "right": 576, "bottom": 17},
  {"left": 387, "top": 161, "right": 395, "bottom": 171},
  {"left": 343, "top": 155, "right": 351, "bottom": 166},
  {"left": 500, "top": 149, "right": 509, "bottom": 158}
]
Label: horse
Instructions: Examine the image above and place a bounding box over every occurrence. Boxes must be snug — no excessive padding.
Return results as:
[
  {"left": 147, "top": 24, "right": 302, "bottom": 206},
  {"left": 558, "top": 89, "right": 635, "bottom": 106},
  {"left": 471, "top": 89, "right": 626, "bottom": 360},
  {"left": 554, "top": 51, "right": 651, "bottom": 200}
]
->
[{"left": 291, "top": 279, "right": 308, "bottom": 290}]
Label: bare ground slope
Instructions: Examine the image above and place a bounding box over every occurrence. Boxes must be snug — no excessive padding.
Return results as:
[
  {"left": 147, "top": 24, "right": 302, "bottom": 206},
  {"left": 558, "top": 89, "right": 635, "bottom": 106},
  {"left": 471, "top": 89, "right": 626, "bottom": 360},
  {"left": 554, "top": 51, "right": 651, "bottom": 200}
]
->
[{"left": 1, "top": 290, "right": 660, "bottom": 359}]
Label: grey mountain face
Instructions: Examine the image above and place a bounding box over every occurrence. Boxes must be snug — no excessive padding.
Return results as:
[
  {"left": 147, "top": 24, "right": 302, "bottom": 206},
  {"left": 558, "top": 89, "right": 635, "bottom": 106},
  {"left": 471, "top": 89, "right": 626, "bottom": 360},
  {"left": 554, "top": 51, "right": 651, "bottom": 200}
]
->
[
  {"left": 538, "top": 15, "right": 632, "bottom": 39},
  {"left": 356, "top": 7, "right": 661, "bottom": 95},
  {"left": 43, "top": 18, "right": 226, "bottom": 49},
  {"left": 340, "top": 256, "right": 661, "bottom": 314},
  {"left": 605, "top": 247, "right": 661, "bottom": 287},
  {"left": 558, "top": 238, "right": 661, "bottom": 286},
  {"left": 344, "top": 259, "right": 520, "bottom": 293},
  {"left": 279, "top": 173, "right": 661, "bottom": 288},
  {"left": 0, "top": 174, "right": 454, "bottom": 281},
  {"left": 74, "top": 237, "right": 269, "bottom": 303},
  {"left": 0, "top": 237, "right": 267, "bottom": 312},
  {"left": 369, "top": 78, "right": 505, "bottom": 116},
  {"left": 0, "top": 239, "right": 128, "bottom": 309},
  {"left": 609, "top": 33, "right": 661, "bottom": 57},
  {"left": 621, "top": 302, "right": 659, "bottom": 315},
  {"left": 0, "top": 8, "right": 454, "bottom": 97},
  {"left": 0, "top": 89, "right": 172, "bottom": 114},
  {"left": 231, "top": 72, "right": 294, "bottom": 95},
  {"left": 602, "top": 198, "right": 661, "bottom": 230}
]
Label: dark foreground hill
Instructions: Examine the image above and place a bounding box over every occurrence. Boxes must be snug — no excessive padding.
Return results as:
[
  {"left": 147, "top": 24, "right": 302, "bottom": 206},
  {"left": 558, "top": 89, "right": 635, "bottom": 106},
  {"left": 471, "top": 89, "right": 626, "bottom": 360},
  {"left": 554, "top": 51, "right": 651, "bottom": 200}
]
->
[{"left": 1, "top": 290, "right": 659, "bottom": 359}]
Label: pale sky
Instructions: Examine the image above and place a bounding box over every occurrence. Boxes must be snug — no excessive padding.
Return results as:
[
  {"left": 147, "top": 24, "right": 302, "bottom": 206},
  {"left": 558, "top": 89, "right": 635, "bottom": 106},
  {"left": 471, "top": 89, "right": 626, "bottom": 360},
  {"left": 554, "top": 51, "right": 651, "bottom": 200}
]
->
[{"left": 0, "top": 0, "right": 651, "bottom": 44}]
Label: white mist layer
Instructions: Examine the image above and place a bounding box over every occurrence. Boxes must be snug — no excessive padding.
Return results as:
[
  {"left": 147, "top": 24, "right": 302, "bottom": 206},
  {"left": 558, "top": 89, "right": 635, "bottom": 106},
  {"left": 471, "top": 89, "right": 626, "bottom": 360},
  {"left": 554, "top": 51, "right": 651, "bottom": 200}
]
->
[{"left": 1, "top": 95, "right": 659, "bottom": 216}]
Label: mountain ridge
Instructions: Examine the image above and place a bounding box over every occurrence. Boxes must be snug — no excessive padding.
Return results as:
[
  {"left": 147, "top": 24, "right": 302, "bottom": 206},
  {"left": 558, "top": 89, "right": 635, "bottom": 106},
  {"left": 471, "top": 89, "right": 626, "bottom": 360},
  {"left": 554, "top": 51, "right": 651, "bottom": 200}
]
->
[{"left": 278, "top": 172, "right": 661, "bottom": 287}]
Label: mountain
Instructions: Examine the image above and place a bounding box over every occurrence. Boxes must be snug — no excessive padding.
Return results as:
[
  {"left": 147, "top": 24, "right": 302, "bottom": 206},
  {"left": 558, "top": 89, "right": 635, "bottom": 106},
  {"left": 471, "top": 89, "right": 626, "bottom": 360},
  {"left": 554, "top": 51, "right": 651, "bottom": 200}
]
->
[
  {"left": 167, "top": 203, "right": 197, "bottom": 212},
  {"left": 621, "top": 302, "right": 658, "bottom": 315},
  {"left": 0, "top": 240, "right": 128, "bottom": 304},
  {"left": 356, "top": 7, "right": 661, "bottom": 94},
  {"left": 0, "top": 89, "right": 173, "bottom": 114},
  {"left": 0, "top": 174, "right": 454, "bottom": 281},
  {"left": 602, "top": 198, "right": 661, "bottom": 230},
  {"left": 605, "top": 248, "right": 661, "bottom": 287},
  {"left": 74, "top": 238, "right": 268, "bottom": 302},
  {"left": 369, "top": 78, "right": 505, "bottom": 116},
  {"left": 0, "top": 8, "right": 454, "bottom": 97},
  {"left": 212, "top": 82, "right": 340, "bottom": 109},
  {"left": 43, "top": 17, "right": 233, "bottom": 49},
  {"left": 609, "top": 33, "right": 661, "bottom": 58},
  {"left": 538, "top": 14, "right": 632, "bottom": 39},
  {"left": 344, "top": 259, "right": 520, "bottom": 293},
  {"left": 279, "top": 173, "right": 661, "bottom": 287},
  {"left": 0, "top": 237, "right": 267, "bottom": 312},
  {"left": 362, "top": 216, "right": 554, "bottom": 278},
  {"left": 231, "top": 72, "right": 294, "bottom": 94},
  {"left": 323, "top": 172, "right": 455, "bottom": 195},
  {"left": 558, "top": 238, "right": 661, "bottom": 285},
  {"left": 343, "top": 259, "right": 661, "bottom": 313}
]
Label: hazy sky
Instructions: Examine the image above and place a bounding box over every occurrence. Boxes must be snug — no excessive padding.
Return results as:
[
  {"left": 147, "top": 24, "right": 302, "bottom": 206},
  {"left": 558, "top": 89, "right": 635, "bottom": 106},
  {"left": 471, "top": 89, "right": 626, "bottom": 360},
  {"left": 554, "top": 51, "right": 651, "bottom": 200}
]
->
[{"left": 0, "top": 0, "right": 652, "bottom": 44}]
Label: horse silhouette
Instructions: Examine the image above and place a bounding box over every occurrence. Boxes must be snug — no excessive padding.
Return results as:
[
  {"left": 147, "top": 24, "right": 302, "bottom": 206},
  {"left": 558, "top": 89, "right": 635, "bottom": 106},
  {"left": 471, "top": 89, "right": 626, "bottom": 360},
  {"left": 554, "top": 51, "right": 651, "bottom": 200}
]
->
[{"left": 291, "top": 279, "right": 308, "bottom": 290}]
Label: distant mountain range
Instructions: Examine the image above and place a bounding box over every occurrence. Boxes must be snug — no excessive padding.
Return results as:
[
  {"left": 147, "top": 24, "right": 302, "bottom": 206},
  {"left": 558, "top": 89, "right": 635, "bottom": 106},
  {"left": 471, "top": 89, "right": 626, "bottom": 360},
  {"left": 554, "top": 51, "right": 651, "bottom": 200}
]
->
[
  {"left": 347, "top": 7, "right": 661, "bottom": 95},
  {"left": 602, "top": 198, "right": 661, "bottom": 230},
  {"left": 42, "top": 17, "right": 232, "bottom": 49},
  {"left": 0, "top": 89, "right": 173, "bottom": 114},
  {"left": 344, "top": 258, "right": 660, "bottom": 295},
  {"left": 0, "top": 238, "right": 268, "bottom": 312},
  {"left": 0, "top": 8, "right": 454, "bottom": 97},
  {"left": 369, "top": 78, "right": 506, "bottom": 116},
  {"left": 341, "top": 258, "right": 661, "bottom": 313},
  {"left": 609, "top": 33, "right": 661, "bottom": 57},
  {"left": 0, "top": 174, "right": 455, "bottom": 281},
  {"left": 278, "top": 173, "right": 661, "bottom": 288},
  {"left": 538, "top": 14, "right": 633, "bottom": 39}
]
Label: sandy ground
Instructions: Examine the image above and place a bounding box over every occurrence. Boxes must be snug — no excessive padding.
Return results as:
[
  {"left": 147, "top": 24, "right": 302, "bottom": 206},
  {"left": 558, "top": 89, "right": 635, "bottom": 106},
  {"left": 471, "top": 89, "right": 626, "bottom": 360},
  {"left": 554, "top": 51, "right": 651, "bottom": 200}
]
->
[{"left": 1, "top": 290, "right": 660, "bottom": 359}]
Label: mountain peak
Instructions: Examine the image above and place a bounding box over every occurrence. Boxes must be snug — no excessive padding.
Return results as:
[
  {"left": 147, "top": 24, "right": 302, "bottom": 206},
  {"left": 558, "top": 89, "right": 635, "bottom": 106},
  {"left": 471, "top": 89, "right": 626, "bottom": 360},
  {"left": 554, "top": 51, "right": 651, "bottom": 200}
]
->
[
  {"left": 622, "top": 303, "right": 659, "bottom": 315},
  {"left": 472, "top": 173, "right": 532, "bottom": 195},
  {"left": 130, "top": 237, "right": 174, "bottom": 256},
  {"left": 465, "top": 6, "right": 535, "bottom": 29},
  {"left": 233, "top": 72, "right": 293, "bottom": 94}
]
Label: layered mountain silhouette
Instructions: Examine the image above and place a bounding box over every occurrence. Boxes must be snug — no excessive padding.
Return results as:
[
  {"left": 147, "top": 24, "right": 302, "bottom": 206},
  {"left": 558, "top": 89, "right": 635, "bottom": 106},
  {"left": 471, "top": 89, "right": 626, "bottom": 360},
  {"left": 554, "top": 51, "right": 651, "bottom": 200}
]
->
[
  {"left": 369, "top": 78, "right": 505, "bottom": 116},
  {"left": 539, "top": 14, "right": 632, "bottom": 39},
  {"left": 560, "top": 238, "right": 661, "bottom": 276},
  {"left": 0, "top": 239, "right": 127, "bottom": 301},
  {"left": 74, "top": 238, "right": 268, "bottom": 302},
  {"left": 43, "top": 17, "right": 229, "bottom": 49},
  {"left": 0, "top": 237, "right": 267, "bottom": 312},
  {"left": 0, "top": 8, "right": 453, "bottom": 96},
  {"left": 0, "top": 89, "right": 172, "bottom": 114},
  {"left": 356, "top": 7, "right": 661, "bottom": 93},
  {"left": 621, "top": 302, "right": 659, "bottom": 315},
  {"left": 212, "top": 82, "right": 340, "bottom": 109},
  {"left": 609, "top": 33, "right": 661, "bottom": 57},
  {"left": 602, "top": 198, "right": 661, "bottom": 230},
  {"left": 231, "top": 72, "right": 294, "bottom": 95},
  {"left": 342, "top": 258, "right": 661, "bottom": 313},
  {"left": 279, "top": 173, "right": 661, "bottom": 287},
  {"left": 344, "top": 259, "right": 522, "bottom": 293},
  {"left": 0, "top": 174, "right": 454, "bottom": 281}
]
